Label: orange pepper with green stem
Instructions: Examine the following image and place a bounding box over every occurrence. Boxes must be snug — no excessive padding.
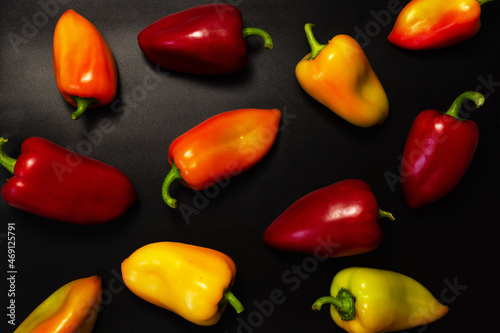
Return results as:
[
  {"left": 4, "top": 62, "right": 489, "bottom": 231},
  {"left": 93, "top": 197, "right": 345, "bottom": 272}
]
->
[
  {"left": 53, "top": 9, "right": 117, "bottom": 120},
  {"left": 295, "top": 24, "right": 389, "bottom": 128}
]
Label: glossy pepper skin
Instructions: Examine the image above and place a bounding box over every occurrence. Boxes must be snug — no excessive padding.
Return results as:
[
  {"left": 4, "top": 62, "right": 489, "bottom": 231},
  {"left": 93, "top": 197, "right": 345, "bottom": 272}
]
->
[
  {"left": 14, "top": 276, "right": 101, "bottom": 333},
  {"left": 0, "top": 137, "right": 136, "bottom": 224},
  {"left": 138, "top": 4, "right": 273, "bottom": 75},
  {"left": 162, "top": 108, "right": 281, "bottom": 208},
  {"left": 388, "top": 0, "right": 494, "bottom": 50},
  {"left": 263, "top": 179, "right": 394, "bottom": 257},
  {"left": 401, "top": 91, "right": 484, "bottom": 208},
  {"left": 312, "top": 267, "right": 448, "bottom": 333},
  {"left": 121, "top": 241, "right": 244, "bottom": 326},
  {"left": 296, "top": 24, "right": 389, "bottom": 127},
  {"left": 53, "top": 9, "right": 117, "bottom": 120}
]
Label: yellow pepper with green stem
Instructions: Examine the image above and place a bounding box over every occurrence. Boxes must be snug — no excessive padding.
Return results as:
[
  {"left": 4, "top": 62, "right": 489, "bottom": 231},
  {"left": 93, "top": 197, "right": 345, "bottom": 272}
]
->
[{"left": 121, "top": 241, "right": 244, "bottom": 326}]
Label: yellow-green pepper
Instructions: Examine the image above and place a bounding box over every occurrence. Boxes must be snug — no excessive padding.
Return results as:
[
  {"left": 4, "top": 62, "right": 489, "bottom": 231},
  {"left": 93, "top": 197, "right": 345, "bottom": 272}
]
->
[
  {"left": 312, "top": 267, "right": 448, "bottom": 333},
  {"left": 121, "top": 241, "right": 244, "bottom": 326}
]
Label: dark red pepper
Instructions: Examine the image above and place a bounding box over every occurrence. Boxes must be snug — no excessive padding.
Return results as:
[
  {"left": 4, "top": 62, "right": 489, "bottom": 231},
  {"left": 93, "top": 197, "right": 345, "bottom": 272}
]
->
[
  {"left": 0, "top": 137, "right": 136, "bottom": 224},
  {"left": 137, "top": 4, "right": 273, "bottom": 75},
  {"left": 263, "top": 179, "right": 394, "bottom": 258},
  {"left": 401, "top": 91, "right": 484, "bottom": 208}
]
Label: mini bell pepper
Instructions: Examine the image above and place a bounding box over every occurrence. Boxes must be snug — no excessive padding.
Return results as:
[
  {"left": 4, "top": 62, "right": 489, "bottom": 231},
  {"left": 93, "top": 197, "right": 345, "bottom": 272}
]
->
[
  {"left": 138, "top": 4, "right": 273, "bottom": 75},
  {"left": 312, "top": 267, "right": 448, "bottom": 333},
  {"left": 53, "top": 9, "right": 118, "bottom": 120},
  {"left": 401, "top": 91, "right": 484, "bottom": 208},
  {"left": 388, "top": 0, "right": 494, "bottom": 50},
  {"left": 296, "top": 23, "right": 389, "bottom": 128},
  {"left": 121, "top": 241, "right": 244, "bottom": 326},
  {"left": 0, "top": 137, "right": 136, "bottom": 224},
  {"left": 162, "top": 108, "right": 281, "bottom": 208},
  {"left": 15, "top": 276, "right": 102, "bottom": 333},
  {"left": 263, "top": 179, "right": 394, "bottom": 257}
]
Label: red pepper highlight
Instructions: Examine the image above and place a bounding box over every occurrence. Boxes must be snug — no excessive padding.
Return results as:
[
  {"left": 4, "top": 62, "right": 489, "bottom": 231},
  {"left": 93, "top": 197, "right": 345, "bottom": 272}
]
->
[
  {"left": 263, "top": 179, "right": 394, "bottom": 257},
  {"left": 401, "top": 91, "right": 484, "bottom": 208},
  {"left": 0, "top": 137, "right": 136, "bottom": 224}
]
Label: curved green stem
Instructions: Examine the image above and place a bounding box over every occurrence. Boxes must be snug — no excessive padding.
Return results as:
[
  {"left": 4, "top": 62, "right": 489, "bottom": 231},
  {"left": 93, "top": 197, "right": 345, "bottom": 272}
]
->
[
  {"left": 71, "top": 96, "right": 99, "bottom": 120},
  {"left": 242, "top": 27, "right": 273, "bottom": 49},
  {"left": 378, "top": 208, "right": 395, "bottom": 221},
  {"left": 220, "top": 290, "right": 244, "bottom": 314},
  {"left": 312, "top": 288, "right": 355, "bottom": 321},
  {"left": 478, "top": 0, "right": 494, "bottom": 6},
  {"left": 445, "top": 91, "right": 484, "bottom": 121},
  {"left": 304, "top": 23, "right": 326, "bottom": 60},
  {"left": 162, "top": 162, "right": 183, "bottom": 208},
  {"left": 0, "top": 138, "right": 16, "bottom": 175}
]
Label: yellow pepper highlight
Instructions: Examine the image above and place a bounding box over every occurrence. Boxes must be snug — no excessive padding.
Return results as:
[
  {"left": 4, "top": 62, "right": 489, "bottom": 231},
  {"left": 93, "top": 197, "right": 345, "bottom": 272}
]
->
[
  {"left": 312, "top": 267, "right": 448, "bottom": 333},
  {"left": 121, "top": 241, "right": 244, "bottom": 326},
  {"left": 296, "top": 23, "right": 389, "bottom": 127},
  {"left": 14, "top": 276, "right": 102, "bottom": 333}
]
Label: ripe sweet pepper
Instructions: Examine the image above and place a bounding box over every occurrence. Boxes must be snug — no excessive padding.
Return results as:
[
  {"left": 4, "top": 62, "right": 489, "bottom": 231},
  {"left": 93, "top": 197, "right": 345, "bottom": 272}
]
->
[
  {"left": 388, "top": 0, "right": 494, "bottom": 50},
  {"left": 263, "top": 179, "right": 394, "bottom": 257},
  {"left": 162, "top": 108, "right": 281, "bottom": 208},
  {"left": 401, "top": 91, "right": 484, "bottom": 208},
  {"left": 296, "top": 23, "right": 389, "bottom": 127},
  {"left": 138, "top": 4, "right": 273, "bottom": 75},
  {"left": 0, "top": 137, "right": 136, "bottom": 224},
  {"left": 53, "top": 9, "right": 118, "bottom": 120},
  {"left": 312, "top": 267, "right": 448, "bottom": 333},
  {"left": 121, "top": 241, "right": 244, "bottom": 326},
  {"left": 14, "top": 276, "right": 102, "bottom": 333}
]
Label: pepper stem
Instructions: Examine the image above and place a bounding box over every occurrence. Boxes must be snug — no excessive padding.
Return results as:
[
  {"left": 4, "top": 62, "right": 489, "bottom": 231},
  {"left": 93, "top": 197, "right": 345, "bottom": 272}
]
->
[
  {"left": 477, "top": 0, "right": 494, "bottom": 5},
  {"left": 242, "top": 27, "right": 274, "bottom": 49},
  {"left": 162, "top": 162, "right": 183, "bottom": 208},
  {"left": 378, "top": 208, "right": 395, "bottom": 221},
  {"left": 71, "top": 96, "right": 99, "bottom": 120},
  {"left": 304, "top": 23, "right": 326, "bottom": 60},
  {"left": 0, "top": 138, "right": 16, "bottom": 175},
  {"left": 221, "top": 290, "right": 244, "bottom": 314},
  {"left": 312, "top": 288, "right": 356, "bottom": 321},
  {"left": 445, "top": 91, "right": 484, "bottom": 121}
]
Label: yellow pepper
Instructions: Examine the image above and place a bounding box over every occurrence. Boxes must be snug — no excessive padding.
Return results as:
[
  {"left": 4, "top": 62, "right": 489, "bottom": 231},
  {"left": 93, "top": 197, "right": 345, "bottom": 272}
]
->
[
  {"left": 121, "top": 241, "right": 244, "bottom": 326},
  {"left": 312, "top": 267, "right": 448, "bottom": 333},
  {"left": 15, "top": 276, "right": 102, "bottom": 333},
  {"left": 296, "top": 24, "right": 389, "bottom": 127}
]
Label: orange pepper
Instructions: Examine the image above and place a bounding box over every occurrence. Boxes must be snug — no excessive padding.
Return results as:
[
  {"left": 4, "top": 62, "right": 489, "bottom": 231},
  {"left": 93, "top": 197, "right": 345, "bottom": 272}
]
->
[{"left": 53, "top": 9, "right": 117, "bottom": 120}]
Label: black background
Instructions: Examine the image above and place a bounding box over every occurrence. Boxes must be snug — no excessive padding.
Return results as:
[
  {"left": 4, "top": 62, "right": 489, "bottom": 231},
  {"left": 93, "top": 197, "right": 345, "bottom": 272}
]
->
[{"left": 1, "top": 0, "right": 499, "bottom": 332}]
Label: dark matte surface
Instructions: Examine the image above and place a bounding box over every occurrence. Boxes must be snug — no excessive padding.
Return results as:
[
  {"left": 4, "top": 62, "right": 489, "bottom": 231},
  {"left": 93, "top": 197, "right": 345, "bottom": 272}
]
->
[{"left": 1, "top": 0, "right": 499, "bottom": 332}]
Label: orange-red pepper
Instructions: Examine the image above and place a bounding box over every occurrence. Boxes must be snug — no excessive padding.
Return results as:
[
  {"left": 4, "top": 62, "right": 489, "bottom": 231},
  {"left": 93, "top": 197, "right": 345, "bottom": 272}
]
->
[
  {"left": 162, "top": 108, "right": 281, "bottom": 208},
  {"left": 53, "top": 9, "right": 117, "bottom": 120}
]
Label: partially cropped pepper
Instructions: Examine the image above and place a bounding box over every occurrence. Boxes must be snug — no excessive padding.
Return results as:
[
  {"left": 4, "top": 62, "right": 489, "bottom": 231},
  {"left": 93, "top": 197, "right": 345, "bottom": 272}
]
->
[
  {"left": 296, "top": 23, "right": 389, "bottom": 127},
  {"left": 0, "top": 137, "right": 136, "bottom": 224},
  {"left": 121, "top": 241, "right": 244, "bottom": 326},
  {"left": 401, "top": 91, "right": 483, "bottom": 208},
  {"left": 388, "top": 0, "right": 494, "bottom": 50},
  {"left": 53, "top": 9, "right": 117, "bottom": 120},
  {"left": 138, "top": 4, "right": 273, "bottom": 75},
  {"left": 312, "top": 267, "right": 448, "bottom": 333},
  {"left": 263, "top": 179, "right": 395, "bottom": 257},
  {"left": 162, "top": 108, "right": 281, "bottom": 208},
  {"left": 15, "top": 276, "right": 101, "bottom": 333}
]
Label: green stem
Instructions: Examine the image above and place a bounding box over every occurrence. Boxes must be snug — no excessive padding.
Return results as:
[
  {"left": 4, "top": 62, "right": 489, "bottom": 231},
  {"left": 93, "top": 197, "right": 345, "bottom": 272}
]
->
[
  {"left": 304, "top": 23, "right": 326, "bottom": 60},
  {"left": 445, "top": 91, "right": 484, "bottom": 121},
  {"left": 220, "top": 290, "right": 244, "bottom": 314},
  {"left": 0, "top": 138, "right": 16, "bottom": 175},
  {"left": 242, "top": 27, "right": 273, "bottom": 49},
  {"left": 71, "top": 96, "right": 99, "bottom": 120},
  {"left": 378, "top": 208, "right": 395, "bottom": 221},
  {"left": 161, "top": 162, "right": 183, "bottom": 208},
  {"left": 477, "top": 0, "right": 494, "bottom": 6},
  {"left": 311, "top": 288, "right": 356, "bottom": 321}
]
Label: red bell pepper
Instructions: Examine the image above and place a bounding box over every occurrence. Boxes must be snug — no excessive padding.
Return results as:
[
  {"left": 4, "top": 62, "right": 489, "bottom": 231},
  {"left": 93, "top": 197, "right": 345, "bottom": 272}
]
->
[
  {"left": 137, "top": 4, "right": 273, "bottom": 75},
  {"left": 388, "top": 0, "right": 494, "bottom": 50},
  {"left": 0, "top": 137, "right": 136, "bottom": 224},
  {"left": 263, "top": 179, "right": 395, "bottom": 257},
  {"left": 401, "top": 91, "right": 484, "bottom": 208}
]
